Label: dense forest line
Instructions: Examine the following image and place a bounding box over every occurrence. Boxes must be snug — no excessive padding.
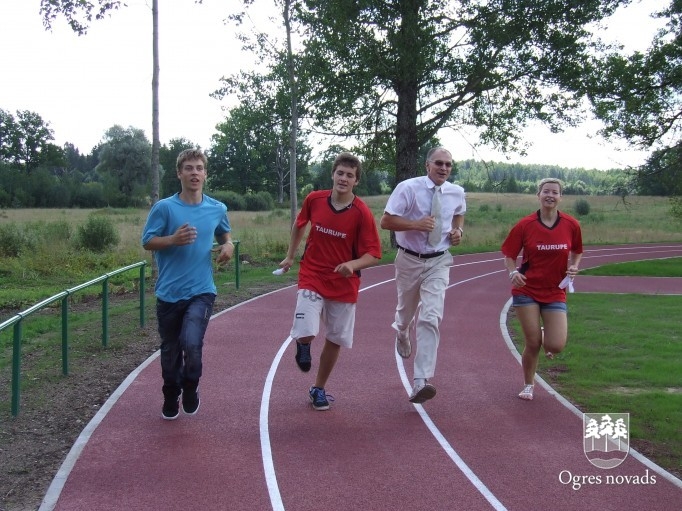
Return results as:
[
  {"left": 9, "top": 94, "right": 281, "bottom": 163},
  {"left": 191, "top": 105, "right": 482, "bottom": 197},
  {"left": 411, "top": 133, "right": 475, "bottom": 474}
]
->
[
  {"left": 0, "top": 117, "right": 662, "bottom": 211},
  {"left": 455, "top": 159, "right": 634, "bottom": 196}
]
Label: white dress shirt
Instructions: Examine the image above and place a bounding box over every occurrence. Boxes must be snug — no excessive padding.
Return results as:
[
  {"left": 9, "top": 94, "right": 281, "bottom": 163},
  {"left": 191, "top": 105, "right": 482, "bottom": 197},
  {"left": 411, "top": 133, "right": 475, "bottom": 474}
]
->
[{"left": 384, "top": 175, "right": 466, "bottom": 253}]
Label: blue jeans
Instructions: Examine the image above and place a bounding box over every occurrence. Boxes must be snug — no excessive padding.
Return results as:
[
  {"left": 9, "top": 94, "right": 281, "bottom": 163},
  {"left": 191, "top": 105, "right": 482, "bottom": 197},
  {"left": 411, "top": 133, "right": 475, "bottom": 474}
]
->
[
  {"left": 512, "top": 293, "right": 567, "bottom": 312},
  {"left": 156, "top": 293, "right": 215, "bottom": 393}
]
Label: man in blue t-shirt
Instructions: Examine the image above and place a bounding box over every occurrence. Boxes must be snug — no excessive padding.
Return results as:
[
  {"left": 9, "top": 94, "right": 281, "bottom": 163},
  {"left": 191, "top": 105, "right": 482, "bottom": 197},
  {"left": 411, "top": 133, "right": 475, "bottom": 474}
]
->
[{"left": 142, "top": 149, "right": 233, "bottom": 420}]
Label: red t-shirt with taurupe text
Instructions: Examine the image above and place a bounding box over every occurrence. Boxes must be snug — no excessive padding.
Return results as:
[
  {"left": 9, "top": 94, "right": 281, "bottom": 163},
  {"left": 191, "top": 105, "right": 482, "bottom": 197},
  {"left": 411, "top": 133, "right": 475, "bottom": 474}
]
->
[
  {"left": 501, "top": 210, "right": 583, "bottom": 303},
  {"left": 296, "top": 190, "right": 382, "bottom": 303}
]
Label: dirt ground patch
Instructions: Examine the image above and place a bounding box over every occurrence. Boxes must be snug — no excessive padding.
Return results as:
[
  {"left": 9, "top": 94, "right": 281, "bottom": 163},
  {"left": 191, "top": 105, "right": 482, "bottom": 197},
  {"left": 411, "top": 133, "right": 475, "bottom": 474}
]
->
[{"left": 0, "top": 283, "right": 288, "bottom": 511}]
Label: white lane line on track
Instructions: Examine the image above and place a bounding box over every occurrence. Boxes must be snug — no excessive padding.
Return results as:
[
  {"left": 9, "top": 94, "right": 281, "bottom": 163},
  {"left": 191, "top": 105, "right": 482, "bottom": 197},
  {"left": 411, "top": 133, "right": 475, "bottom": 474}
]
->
[
  {"left": 39, "top": 351, "right": 160, "bottom": 511},
  {"left": 583, "top": 249, "right": 682, "bottom": 260},
  {"left": 260, "top": 272, "right": 508, "bottom": 511},
  {"left": 266, "top": 247, "right": 682, "bottom": 508},
  {"left": 395, "top": 270, "right": 508, "bottom": 510},
  {"left": 584, "top": 245, "right": 682, "bottom": 253},
  {"left": 260, "top": 336, "right": 292, "bottom": 511},
  {"left": 396, "top": 351, "right": 508, "bottom": 511},
  {"left": 41, "top": 246, "right": 681, "bottom": 510},
  {"left": 41, "top": 286, "right": 298, "bottom": 511}
]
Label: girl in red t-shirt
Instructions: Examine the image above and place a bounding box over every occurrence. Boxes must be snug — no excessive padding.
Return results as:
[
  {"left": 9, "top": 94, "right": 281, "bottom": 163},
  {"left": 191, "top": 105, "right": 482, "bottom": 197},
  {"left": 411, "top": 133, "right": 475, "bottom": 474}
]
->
[{"left": 501, "top": 178, "right": 583, "bottom": 401}]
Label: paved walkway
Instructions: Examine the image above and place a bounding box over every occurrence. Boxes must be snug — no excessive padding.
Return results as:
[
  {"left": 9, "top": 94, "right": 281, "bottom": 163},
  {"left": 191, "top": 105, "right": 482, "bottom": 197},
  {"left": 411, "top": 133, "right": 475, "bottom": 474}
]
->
[{"left": 40, "top": 244, "right": 682, "bottom": 511}]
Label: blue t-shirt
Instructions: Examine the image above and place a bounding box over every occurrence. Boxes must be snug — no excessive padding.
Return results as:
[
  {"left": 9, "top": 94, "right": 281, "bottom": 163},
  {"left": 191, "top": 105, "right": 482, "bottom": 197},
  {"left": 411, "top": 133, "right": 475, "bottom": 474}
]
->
[{"left": 141, "top": 193, "right": 231, "bottom": 302}]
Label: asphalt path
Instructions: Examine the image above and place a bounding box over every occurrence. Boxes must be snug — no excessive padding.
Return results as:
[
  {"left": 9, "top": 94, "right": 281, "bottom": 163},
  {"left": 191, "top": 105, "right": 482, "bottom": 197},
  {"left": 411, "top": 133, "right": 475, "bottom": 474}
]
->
[{"left": 40, "top": 243, "right": 682, "bottom": 511}]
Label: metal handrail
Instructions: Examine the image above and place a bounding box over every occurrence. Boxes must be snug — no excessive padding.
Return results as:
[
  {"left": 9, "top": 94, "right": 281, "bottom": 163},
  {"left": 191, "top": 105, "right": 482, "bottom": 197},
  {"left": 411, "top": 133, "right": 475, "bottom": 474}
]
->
[{"left": 0, "top": 262, "right": 147, "bottom": 417}]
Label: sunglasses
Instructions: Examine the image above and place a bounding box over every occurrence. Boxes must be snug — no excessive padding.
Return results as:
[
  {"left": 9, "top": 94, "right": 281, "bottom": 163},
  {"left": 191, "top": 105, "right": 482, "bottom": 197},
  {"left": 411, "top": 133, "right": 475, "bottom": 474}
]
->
[{"left": 428, "top": 160, "right": 453, "bottom": 168}]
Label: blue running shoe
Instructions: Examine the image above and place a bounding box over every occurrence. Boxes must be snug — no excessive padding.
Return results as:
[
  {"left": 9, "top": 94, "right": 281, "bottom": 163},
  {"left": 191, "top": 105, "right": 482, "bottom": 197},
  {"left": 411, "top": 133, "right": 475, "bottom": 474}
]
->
[{"left": 309, "top": 386, "right": 334, "bottom": 411}]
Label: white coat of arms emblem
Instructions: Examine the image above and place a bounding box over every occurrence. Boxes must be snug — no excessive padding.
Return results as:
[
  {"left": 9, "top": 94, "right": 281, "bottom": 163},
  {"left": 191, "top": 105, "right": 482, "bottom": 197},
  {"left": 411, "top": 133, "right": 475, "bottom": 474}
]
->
[{"left": 583, "top": 413, "right": 630, "bottom": 469}]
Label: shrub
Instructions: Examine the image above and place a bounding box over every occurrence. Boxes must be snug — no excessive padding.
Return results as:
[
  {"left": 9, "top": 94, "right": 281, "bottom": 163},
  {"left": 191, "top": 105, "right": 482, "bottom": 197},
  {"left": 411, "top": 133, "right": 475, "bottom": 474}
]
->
[
  {"left": 77, "top": 215, "right": 120, "bottom": 253},
  {"left": 245, "top": 191, "right": 274, "bottom": 211},
  {"left": 212, "top": 190, "right": 246, "bottom": 211},
  {"left": 300, "top": 184, "right": 314, "bottom": 198},
  {"left": 0, "top": 223, "right": 26, "bottom": 257},
  {"left": 574, "top": 198, "right": 591, "bottom": 216},
  {"left": 73, "top": 183, "right": 106, "bottom": 208}
]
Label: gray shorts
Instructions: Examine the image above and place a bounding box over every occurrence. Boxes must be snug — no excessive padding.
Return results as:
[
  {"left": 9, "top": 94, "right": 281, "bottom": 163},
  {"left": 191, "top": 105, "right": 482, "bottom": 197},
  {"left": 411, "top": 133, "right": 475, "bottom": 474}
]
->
[{"left": 289, "top": 289, "right": 356, "bottom": 348}]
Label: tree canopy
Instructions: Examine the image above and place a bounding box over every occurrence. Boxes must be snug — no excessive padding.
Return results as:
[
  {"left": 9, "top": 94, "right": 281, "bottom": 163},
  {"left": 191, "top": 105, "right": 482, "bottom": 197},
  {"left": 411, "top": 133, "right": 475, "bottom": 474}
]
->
[
  {"left": 0, "top": 108, "right": 63, "bottom": 173},
  {"left": 287, "top": 0, "right": 628, "bottom": 183},
  {"left": 95, "top": 125, "right": 151, "bottom": 206}
]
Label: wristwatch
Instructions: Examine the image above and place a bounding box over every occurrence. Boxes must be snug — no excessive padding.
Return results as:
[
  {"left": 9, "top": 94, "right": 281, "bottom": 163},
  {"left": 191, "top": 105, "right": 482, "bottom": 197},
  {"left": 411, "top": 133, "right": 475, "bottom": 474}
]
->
[{"left": 455, "top": 226, "right": 464, "bottom": 235}]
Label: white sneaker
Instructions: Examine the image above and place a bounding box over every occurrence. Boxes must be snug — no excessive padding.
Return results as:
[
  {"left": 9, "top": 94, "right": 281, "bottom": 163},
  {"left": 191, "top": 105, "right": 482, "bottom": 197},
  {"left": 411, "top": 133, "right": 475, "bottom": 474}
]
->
[
  {"left": 395, "top": 329, "right": 411, "bottom": 358},
  {"left": 518, "top": 384, "right": 534, "bottom": 401},
  {"left": 409, "top": 381, "right": 436, "bottom": 403}
]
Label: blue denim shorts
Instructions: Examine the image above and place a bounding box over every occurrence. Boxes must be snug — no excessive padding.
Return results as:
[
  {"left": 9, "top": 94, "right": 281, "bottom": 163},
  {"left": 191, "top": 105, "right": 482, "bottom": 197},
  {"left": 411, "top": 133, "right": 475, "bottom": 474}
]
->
[{"left": 512, "top": 293, "right": 567, "bottom": 312}]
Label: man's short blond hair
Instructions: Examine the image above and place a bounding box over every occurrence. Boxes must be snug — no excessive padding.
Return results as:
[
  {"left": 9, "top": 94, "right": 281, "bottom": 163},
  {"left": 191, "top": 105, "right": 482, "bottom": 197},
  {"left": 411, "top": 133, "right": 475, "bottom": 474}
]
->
[{"left": 176, "top": 149, "right": 208, "bottom": 171}]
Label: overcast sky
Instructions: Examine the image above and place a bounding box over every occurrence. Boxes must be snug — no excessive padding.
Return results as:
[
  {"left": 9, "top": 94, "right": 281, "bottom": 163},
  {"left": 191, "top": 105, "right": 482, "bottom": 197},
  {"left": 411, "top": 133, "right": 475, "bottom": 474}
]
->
[{"left": 0, "top": 0, "right": 668, "bottom": 170}]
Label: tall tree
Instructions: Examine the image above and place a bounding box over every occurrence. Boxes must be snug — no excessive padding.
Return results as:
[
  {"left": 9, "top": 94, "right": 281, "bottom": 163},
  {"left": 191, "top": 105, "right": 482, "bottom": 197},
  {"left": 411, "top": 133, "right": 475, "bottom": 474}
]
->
[
  {"left": 95, "top": 125, "right": 152, "bottom": 206},
  {"left": 283, "top": 0, "right": 299, "bottom": 224},
  {"left": 0, "top": 108, "right": 61, "bottom": 173},
  {"left": 159, "top": 137, "right": 197, "bottom": 198},
  {"left": 583, "top": 1, "right": 681, "bottom": 199},
  {"left": 150, "top": 0, "right": 161, "bottom": 205},
  {"left": 209, "top": 102, "right": 311, "bottom": 197},
  {"left": 0, "top": 109, "right": 19, "bottom": 163},
  {"left": 293, "top": 0, "right": 627, "bottom": 184},
  {"left": 40, "top": 0, "right": 124, "bottom": 35},
  {"left": 227, "top": 0, "right": 306, "bottom": 222}
]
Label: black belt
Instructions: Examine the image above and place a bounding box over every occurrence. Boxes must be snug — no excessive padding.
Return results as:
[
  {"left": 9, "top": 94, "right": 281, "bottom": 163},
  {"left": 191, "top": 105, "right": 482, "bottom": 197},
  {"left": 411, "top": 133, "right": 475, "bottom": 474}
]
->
[{"left": 397, "top": 245, "right": 444, "bottom": 259}]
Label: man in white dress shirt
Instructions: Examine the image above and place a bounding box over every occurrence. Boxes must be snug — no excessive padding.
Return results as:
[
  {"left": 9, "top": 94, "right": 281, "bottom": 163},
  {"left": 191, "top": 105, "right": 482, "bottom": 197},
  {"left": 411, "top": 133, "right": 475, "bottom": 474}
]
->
[{"left": 380, "top": 147, "right": 466, "bottom": 403}]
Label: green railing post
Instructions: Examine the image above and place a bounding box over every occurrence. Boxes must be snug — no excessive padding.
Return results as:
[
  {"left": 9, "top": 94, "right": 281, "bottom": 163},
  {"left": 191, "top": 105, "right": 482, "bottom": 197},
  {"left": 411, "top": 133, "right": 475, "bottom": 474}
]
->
[
  {"left": 61, "top": 295, "right": 69, "bottom": 375},
  {"left": 139, "top": 263, "right": 146, "bottom": 327},
  {"left": 11, "top": 320, "right": 23, "bottom": 417},
  {"left": 235, "top": 240, "right": 240, "bottom": 289},
  {"left": 102, "top": 278, "right": 109, "bottom": 347}
]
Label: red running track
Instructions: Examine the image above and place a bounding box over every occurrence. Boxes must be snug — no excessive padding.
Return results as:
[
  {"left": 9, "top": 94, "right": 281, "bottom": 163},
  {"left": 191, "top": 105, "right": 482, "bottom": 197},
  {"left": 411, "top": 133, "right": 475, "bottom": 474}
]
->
[{"left": 40, "top": 243, "right": 682, "bottom": 511}]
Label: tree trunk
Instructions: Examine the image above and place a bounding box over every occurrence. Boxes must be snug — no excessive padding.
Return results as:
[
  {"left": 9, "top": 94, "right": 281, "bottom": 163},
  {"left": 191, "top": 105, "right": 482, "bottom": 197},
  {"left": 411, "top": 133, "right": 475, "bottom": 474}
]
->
[
  {"left": 284, "top": 0, "right": 298, "bottom": 227},
  {"left": 150, "top": 0, "right": 160, "bottom": 206},
  {"left": 151, "top": 0, "right": 160, "bottom": 281},
  {"left": 391, "top": 80, "right": 419, "bottom": 248}
]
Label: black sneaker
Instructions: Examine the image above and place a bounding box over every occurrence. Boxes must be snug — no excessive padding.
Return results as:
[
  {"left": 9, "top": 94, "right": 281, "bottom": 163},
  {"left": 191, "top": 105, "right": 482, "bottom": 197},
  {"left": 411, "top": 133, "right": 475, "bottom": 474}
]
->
[
  {"left": 309, "top": 386, "right": 334, "bottom": 411},
  {"left": 182, "top": 383, "right": 200, "bottom": 415},
  {"left": 162, "top": 388, "right": 181, "bottom": 420},
  {"left": 295, "top": 341, "right": 312, "bottom": 372}
]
